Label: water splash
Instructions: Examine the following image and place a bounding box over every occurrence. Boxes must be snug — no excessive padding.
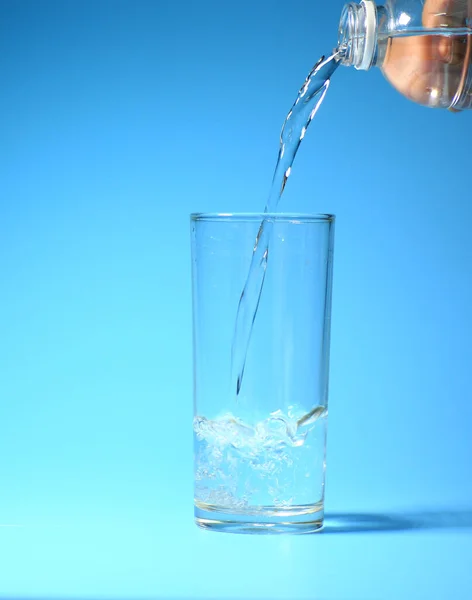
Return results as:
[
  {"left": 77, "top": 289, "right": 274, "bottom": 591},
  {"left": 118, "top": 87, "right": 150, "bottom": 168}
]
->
[{"left": 194, "top": 405, "right": 327, "bottom": 508}]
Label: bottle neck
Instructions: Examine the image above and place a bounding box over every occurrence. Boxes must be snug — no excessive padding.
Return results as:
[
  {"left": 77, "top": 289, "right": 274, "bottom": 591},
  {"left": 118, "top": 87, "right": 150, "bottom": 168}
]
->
[{"left": 338, "top": 1, "right": 387, "bottom": 70}]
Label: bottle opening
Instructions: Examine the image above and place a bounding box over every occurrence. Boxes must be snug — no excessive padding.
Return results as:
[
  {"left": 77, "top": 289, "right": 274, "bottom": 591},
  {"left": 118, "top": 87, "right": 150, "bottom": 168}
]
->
[{"left": 338, "top": 0, "right": 378, "bottom": 70}]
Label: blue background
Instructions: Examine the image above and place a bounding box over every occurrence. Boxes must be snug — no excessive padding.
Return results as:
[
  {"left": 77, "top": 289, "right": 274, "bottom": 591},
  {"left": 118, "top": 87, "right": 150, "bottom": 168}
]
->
[{"left": 1, "top": 0, "right": 471, "bottom": 598}]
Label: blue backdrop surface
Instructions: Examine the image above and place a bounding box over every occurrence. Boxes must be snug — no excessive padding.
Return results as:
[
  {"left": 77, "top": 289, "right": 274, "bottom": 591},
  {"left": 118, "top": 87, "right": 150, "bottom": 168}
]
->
[{"left": 0, "top": 0, "right": 471, "bottom": 598}]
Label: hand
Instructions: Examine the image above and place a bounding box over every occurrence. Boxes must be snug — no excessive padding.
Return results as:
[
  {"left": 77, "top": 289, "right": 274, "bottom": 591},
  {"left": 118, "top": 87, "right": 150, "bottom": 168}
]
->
[{"left": 381, "top": 0, "right": 471, "bottom": 108}]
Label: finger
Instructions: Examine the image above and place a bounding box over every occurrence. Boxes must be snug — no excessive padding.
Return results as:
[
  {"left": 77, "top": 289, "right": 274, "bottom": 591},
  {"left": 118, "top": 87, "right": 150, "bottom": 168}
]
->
[{"left": 423, "top": 0, "right": 470, "bottom": 28}]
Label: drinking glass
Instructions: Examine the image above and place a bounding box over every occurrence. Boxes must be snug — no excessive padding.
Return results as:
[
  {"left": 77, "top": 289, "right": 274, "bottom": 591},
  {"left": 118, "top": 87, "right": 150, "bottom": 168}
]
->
[{"left": 191, "top": 213, "right": 335, "bottom": 533}]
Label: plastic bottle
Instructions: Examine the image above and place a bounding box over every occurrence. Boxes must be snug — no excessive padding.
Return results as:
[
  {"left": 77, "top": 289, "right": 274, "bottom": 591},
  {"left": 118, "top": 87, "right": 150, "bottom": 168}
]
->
[{"left": 338, "top": 0, "right": 472, "bottom": 110}]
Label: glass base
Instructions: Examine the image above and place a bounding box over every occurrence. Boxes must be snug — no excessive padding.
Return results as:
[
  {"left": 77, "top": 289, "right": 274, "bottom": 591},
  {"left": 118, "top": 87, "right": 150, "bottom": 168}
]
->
[{"left": 194, "top": 501, "right": 324, "bottom": 534}]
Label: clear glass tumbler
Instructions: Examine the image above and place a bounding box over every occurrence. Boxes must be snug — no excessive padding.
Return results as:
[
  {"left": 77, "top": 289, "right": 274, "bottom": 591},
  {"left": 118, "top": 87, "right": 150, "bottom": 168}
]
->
[{"left": 190, "top": 213, "right": 335, "bottom": 534}]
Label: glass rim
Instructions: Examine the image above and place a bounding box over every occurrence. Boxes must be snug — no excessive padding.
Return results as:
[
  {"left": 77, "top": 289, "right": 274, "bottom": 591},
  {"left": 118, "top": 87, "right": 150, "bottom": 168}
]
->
[{"left": 190, "top": 212, "right": 335, "bottom": 223}]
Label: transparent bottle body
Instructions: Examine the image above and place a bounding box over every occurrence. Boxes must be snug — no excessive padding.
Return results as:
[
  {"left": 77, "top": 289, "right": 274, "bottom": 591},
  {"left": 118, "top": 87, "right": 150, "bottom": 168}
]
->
[{"left": 339, "top": 0, "right": 472, "bottom": 110}]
